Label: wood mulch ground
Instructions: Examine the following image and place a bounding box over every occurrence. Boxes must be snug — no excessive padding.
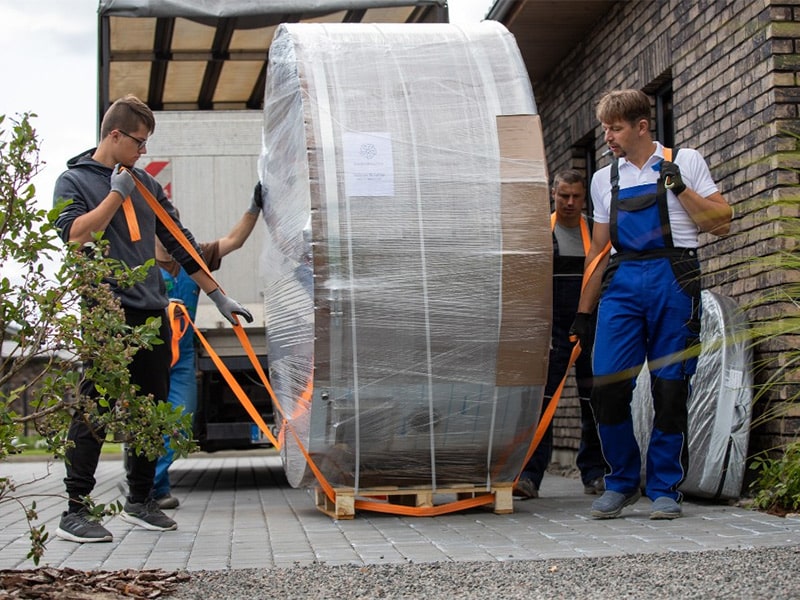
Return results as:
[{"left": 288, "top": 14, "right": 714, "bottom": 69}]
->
[{"left": 0, "top": 567, "right": 190, "bottom": 599}]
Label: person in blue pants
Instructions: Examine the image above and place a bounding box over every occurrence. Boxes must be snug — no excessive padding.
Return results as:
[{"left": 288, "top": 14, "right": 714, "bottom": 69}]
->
[
  {"left": 514, "top": 169, "right": 607, "bottom": 500},
  {"left": 571, "top": 89, "right": 731, "bottom": 520},
  {"left": 53, "top": 94, "right": 253, "bottom": 544},
  {"left": 152, "top": 182, "right": 263, "bottom": 509}
]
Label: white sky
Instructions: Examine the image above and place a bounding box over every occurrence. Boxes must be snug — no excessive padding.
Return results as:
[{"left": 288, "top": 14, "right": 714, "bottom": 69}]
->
[{"left": 0, "top": 0, "right": 493, "bottom": 213}]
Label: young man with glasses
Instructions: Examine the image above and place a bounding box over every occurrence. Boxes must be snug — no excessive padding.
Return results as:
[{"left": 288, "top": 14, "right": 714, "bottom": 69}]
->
[
  {"left": 52, "top": 94, "right": 253, "bottom": 543},
  {"left": 117, "top": 129, "right": 148, "bottom": 151}
]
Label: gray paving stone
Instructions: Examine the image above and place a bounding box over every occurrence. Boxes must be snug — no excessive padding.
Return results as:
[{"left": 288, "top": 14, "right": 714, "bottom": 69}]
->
[{"left": 2, "top": 452, "right": 800, "bottom": 572}]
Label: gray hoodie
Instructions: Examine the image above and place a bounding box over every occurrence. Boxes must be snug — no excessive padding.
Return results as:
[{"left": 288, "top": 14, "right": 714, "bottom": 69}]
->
[{"left": 54, "top": 150, "right": 204, "bottom": 311}]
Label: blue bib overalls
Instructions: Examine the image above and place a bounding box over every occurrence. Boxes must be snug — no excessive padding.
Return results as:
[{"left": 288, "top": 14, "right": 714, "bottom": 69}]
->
[
  {"left": 153, "top": 267, "right": 201, "bottom": 498},
  {"left": 592, "top": 153, "right": 701, "bottom": 502}
]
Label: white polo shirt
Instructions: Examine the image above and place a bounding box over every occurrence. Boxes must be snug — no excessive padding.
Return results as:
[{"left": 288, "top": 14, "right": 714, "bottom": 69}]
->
[{"left": 590, "top": 142, "right": 719, "bottom": 249}]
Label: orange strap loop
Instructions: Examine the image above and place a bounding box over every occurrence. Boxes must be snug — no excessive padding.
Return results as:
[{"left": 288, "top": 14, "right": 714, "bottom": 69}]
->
[
  {"left": 170, "top": 299, "right": 281, "bottom": 449},
  {"left": 354, "top": 494, "right": 494, "bottom": 516},
  {"left": 125, "top": 169, "right": 278, "bottom": 438},
  {"left": 167, "top": 300, "right": 189, "bottom": 367},
  {"left": 121, "top": 196, "right": 141, "bottom": 242},
  {"left": 125, "top": 170, "right": 345, "bottom": 497}
]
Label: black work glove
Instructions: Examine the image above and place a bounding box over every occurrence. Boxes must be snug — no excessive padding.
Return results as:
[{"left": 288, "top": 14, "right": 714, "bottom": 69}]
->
[
  {"left": 569, "top": 312, "right": 593, "bottom": 347},
  {"left": 661, "top": 161, "right": 686, "bottom": 195},
  {"left": 248, "top": 181, "right": 264, "bottom": 215}
]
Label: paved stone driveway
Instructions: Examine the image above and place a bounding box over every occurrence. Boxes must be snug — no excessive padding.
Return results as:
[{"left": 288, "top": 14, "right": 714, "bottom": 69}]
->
[{"left": 1, "top": 452, "right": 798, "bottom": 571}]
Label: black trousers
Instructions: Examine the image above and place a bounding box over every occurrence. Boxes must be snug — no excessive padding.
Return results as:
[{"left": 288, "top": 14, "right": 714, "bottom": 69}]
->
[
  {"left": 520, "top": 276, "right": 607, "bottom": 487},
  {"left": 63, "top": 307, "right": 170, "bottom": 507}
]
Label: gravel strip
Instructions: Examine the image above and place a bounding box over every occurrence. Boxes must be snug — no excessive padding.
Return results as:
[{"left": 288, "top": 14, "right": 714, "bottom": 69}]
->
[{"left": 165, "top": 545, "right": 800, "bottom": 599}]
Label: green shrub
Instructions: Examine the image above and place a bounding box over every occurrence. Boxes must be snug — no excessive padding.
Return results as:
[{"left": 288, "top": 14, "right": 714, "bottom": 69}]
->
[{"left": 749, "top": 440, "right": 800, "bottom": 515}]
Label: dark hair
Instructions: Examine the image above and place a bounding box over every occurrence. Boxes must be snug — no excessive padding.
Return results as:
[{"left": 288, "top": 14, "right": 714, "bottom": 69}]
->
[
  {"left": 100, "top": 94, "right": 155, "bottom": 139},
  {"left": 596, "top": 89, "right": 651, "bottom": 126},
  {"left": 552, "top": 169, "right": 585, "bottom": 190}
]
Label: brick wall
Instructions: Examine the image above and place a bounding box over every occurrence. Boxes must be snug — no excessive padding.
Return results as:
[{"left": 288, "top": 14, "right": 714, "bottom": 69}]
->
[{"left": 531, "top": 0, "right": 800, "bottom": 462}]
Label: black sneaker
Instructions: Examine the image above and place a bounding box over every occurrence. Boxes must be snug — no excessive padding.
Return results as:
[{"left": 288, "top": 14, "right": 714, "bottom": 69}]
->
[
  {"left": 156, "top": 494, "right": 180, "bottom": 509},
  {"left": 583, "top": 476, "right": 606, "bottom": 495},
  {"left": 55, "top": 510, "right": 113, "bottom": 543},
  {"left": 512, "top": 478, "right": 539, "bottom": 500},
  {"left": 120, "top": 498, "right": 177, "bottom": 531}
]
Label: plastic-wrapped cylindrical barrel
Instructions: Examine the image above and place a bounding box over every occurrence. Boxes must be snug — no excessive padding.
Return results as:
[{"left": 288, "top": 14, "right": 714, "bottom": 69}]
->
[
  {"left": 633, "top": 290, "right": 753, "bottom": 499},
  {"left": 260, "top": 21, "right": 552, "bottom": 490}
]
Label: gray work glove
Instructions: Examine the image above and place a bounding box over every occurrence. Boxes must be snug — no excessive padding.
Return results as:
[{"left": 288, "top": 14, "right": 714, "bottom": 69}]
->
[
  {"left": 208, "top": 288, "right": 253, "bottom": 325},
  {"left": 110, "top": 163, "right": 135, "bottom": 199},
  {"left": 248, "top": 181, "right": 264, "bottom": 215},
  {"left": 661, "top": 161, "right": 686, "bottom": 195}
]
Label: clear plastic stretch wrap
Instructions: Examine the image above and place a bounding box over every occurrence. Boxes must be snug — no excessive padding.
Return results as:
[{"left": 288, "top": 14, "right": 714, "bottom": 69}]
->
[
  {"left": 633, "top": 290, "right": 753, "bottom": 500},
  {"left": 260, "top": 22, "right": 552, "bottom": 490}
]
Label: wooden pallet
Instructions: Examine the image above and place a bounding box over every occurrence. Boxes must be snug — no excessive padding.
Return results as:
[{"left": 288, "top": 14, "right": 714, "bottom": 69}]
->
[{"left": 314, "top": 483, "right": 514, "bottom": 519}]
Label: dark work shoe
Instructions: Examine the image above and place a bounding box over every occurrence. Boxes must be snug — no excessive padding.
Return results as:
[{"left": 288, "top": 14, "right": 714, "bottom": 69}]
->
[
  {"left": 120, "top": 498, "right": 177, "bottom": 531},
  {"left": 55, "top": 510, "right": 113, "bottom": 543},
  {"left": 583, "top": 477, "right": 606, "bottom": 495},
  {"left": 156, "top": 494, "right": 180, "bottom": 509},
  {"left": 513, "top": 478, "right": 539, "bottom": 500},
  {"left": 590, "top": 489, "right": 641, "bottom": 519},
  {"left": 650, "top": 496, "right": 682, "bottom": 520}
]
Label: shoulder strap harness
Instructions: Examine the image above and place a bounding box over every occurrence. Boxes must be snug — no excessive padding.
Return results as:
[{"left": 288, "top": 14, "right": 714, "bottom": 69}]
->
[{"left": 609, "top": 147, "right": 679, "bottom": 253}]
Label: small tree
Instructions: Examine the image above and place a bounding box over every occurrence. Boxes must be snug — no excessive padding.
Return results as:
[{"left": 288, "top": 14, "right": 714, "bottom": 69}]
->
[{"left": 0, "top": 113, "right": 192, "bottom": 564}]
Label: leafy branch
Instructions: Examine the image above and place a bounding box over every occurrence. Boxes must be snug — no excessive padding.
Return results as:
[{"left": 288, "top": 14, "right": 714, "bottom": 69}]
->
[{"left": 0, "top": 113, "right": 194, "bottom": 563}]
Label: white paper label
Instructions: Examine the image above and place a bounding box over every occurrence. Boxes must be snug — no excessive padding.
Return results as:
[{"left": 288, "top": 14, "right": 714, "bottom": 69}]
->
[{"left": 343, "top": 132, "right": 394, "bottom": 197}]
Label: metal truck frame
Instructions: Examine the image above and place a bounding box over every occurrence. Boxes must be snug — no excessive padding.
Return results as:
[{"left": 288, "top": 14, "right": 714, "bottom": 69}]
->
[{"left": 96, "top": 0, "right": 448, "bottom": 452}]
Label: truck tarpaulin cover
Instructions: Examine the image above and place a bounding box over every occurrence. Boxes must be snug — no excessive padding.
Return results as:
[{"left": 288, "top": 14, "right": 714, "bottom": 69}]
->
[
  {"left": 97, "top": 0, "right": 445, "bottom": 18},
  {"left": 260, "top": 21, "right": 552, "bottom": 490}
]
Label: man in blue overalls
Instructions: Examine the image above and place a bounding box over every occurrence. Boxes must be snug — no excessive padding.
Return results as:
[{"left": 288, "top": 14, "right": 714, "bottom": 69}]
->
[{"left": 570, "top": 89, "right": 732, "bottom": 520}]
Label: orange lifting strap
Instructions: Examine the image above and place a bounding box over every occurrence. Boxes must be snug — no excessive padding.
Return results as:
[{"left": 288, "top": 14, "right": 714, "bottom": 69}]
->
[
  {"left": 514, "top": 210, "right": 610, "bottom": 486},
  {"left": 127, "top": 172, "right": 283, "bottom": 443},
  {"left": 167, "top": 300, "right": 189, "bottom": 368},
  {"left": 167, "top": 299, "right": 279, "bottom": 448},
  {"left": 121, "top": 196, "right": 142, "bottom": 242}
]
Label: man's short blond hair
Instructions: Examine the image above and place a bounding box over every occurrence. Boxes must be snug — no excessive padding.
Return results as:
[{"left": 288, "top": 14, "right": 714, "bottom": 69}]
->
[{"left": 596, "top": 89, "right": 651, "bottom": 126}]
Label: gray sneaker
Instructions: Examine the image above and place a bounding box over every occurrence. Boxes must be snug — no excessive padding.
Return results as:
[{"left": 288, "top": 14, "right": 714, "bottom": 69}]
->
[
  {"left": 120, "top": 498, "right": 177, "bottom": 531},
  {"left": 650, "top": 496, "right": 682, "bottom": 520},
  {"left": 590, "top": 488, "right": 641, "bottom": 519},
  {"left": 55, "top": 510, "right": 113, "bottom": 543}
]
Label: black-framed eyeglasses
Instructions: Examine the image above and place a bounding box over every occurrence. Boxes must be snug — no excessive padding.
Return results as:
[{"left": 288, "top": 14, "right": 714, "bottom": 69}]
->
[{"left": 118, "top": 130, "right": 148, "bottom": 151}]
